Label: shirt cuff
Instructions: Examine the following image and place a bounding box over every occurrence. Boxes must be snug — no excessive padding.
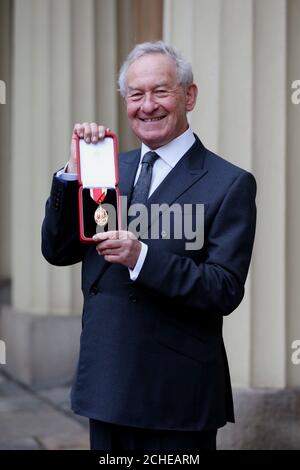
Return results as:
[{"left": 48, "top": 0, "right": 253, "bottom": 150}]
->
[
  {"left": 128, "top": 242, "right": 148, "bottom": 281},
  {"left": 56, "top": 163, "right": 78, "bottom": 181}
]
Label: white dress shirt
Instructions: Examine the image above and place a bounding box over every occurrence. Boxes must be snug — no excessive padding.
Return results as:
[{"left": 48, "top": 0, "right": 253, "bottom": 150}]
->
[{"left": 57, "top": 127, "right": 196, "bottom": 280}]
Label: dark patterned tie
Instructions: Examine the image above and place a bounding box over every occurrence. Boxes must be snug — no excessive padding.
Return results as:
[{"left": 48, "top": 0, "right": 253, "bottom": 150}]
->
[
  {"left": 130, "top": 151, "right": 159, "bottom": 206},
  {"left": 128, "top": 151, "right": 159, "bottom": 225}
]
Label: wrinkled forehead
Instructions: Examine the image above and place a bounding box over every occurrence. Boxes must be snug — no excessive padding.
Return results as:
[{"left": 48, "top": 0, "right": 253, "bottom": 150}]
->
[{"left": 126, "top": 53, "right": 178, "bottom": 89}]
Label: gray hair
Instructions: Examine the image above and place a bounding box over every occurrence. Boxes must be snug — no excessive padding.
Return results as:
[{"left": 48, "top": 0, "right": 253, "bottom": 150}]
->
[{"left": 118, "top": 40, "right": 194, "bottom": 97}]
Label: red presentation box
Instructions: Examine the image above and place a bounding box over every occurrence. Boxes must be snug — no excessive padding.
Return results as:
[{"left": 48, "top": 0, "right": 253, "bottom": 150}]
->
[{"left": 74, "top": 131, "right": 121, "bottom": 243}]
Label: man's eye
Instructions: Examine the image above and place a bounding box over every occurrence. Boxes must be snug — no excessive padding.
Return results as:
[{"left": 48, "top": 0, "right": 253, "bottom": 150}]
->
[
  {"left": 129, "top": 93, "right": 143, "bottom": 101},
  {"left": 155, "top": 90, "right": 168, "bottom": 97}
]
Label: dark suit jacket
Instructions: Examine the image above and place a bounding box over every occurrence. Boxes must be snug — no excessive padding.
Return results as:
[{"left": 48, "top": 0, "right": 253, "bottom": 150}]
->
[{"left": 41, "top": 135, "right": 257, "bottom": 431}]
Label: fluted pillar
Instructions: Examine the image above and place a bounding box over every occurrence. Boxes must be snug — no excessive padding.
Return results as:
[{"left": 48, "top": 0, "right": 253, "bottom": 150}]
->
[
  {"left": 2, "top": 0, "right": 118, "bottom": 387},
  {"left": 164, "top": 0, "right": 300, "bottom": 449},
  {"left": 286, "top": 0, "right": 300, "bottom": 388},
  {"left": 0, "top": 0, "right": 12, "bottom": 281},
  {"left": 164, "top": 0, "right": 289, "bottom": 388}
]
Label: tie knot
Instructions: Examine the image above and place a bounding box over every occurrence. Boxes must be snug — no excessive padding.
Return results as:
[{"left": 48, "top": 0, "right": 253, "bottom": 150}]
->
[{"left": 142, "top": 151, "right": 159, "bottom": 167}]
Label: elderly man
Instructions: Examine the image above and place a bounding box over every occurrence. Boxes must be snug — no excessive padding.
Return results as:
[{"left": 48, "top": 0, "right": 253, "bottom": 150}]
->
[{"left": 42, "top": 41, "right": 256, "bottom": 450}]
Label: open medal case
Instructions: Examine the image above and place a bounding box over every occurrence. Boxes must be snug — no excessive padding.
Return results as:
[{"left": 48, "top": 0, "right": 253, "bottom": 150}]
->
[{"left": 75, "top": 131, "right": 121, "bottom": 243}]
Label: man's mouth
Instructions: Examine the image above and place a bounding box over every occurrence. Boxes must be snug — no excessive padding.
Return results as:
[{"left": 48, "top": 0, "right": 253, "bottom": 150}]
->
[{"left": 140, "top": 116, "right": 166, "bottom": 122}]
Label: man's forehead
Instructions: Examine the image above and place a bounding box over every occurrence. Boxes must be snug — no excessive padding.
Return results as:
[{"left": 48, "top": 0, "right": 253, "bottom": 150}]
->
[
  {"left": 128, "top": 53, "right": 176, "bottom": 73},
  {"left": 127, "top": 55, "right": 177, "bottom": 86}
]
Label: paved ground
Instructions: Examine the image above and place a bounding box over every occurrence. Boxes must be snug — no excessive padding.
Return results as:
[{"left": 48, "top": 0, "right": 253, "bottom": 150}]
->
[{"left": 0, "top": 372, "right": 89, "bottom": 450}]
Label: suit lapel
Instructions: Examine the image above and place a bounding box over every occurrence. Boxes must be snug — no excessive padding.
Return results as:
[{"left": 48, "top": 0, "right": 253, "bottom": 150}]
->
[
  {"left": 118, "top": 149, "right": 141, "bottom": 199},
  {"left": 140, "top": 136, "right": 208, "bottom": 234},
  {"left": 118, "top": 137, "right": 208, "bottom": 213},
  {"left": 118, "top": 149, "right": 141, "bottom": 229},
  {"left": 147, "top": 137, "right": 207, "bottom": 208}
]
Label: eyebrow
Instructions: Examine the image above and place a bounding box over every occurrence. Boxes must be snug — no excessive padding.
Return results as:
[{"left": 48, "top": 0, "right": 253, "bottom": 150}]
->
[
  {"left": 154, "top": 82, "right": 169, "bottom": 88},
  {"left": 127, "top": 87, "right": 143, "bottom": 93},
  {"left": 127, "top": 83, "right": 171, "bottom": 93}
]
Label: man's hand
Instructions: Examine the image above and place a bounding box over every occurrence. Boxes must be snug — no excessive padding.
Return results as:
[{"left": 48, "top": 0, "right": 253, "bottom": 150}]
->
[
  {"left": 93, "top": 231, "right": 142, "bottom": 270},
  {"left": 67, "top": 122, "right": 107, "bottom": 174}
]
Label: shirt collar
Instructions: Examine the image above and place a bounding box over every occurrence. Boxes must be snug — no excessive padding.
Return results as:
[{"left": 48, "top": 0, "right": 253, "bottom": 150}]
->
[{"left": 141, "top": 127, "right": 196, "bottom": 168}]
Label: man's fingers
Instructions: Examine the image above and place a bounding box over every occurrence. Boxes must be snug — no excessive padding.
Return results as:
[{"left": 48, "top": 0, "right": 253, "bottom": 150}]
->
[
  {"left": 93, "top": 233, "right": 108, "bottom": 242},
  {"left": 104, "top": 255, "right": 120, "bottom": 264},
  {"left": 98, "top": 125, "right": 106, "bottom": 139},
  {"left": 96, "top": 239, "right": 122, "bottom": 251},
  {"left": 96, "top": 244, "right": 122, "bottom": 257},
  {"left": 93, "top": 231, "right": 119, "bottom": 242},
  {"left": 72, "top": 123, "right": 107, "bottom": 143},
  {"left": 98, "top": 248, "right": 121, "bottom": 257},
  {"left": 83, "top": 122, "right": 91, "bottom": 143},
  {"left": 94, "top": 233, "right": 141, "bottom": 269},
  {"left": 68, "top": 121, "right": 111, "bottom": 183},
  {"left": 70, "top": 138, "right": 76, "bottom": 160},
  {"left": 90, "top": 122, "right": 99, "bottom": 143},
  {"left": 73, "top": 123, "right": 84, "bottom": 138}
]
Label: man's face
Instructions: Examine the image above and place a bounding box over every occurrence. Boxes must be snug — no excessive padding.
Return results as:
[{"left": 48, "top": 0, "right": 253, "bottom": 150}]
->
[{"left": 125, "top": 53, "right": 197, "bottom": 149}]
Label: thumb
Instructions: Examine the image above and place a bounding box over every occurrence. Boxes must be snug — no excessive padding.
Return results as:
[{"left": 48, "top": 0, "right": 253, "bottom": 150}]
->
[{"left": 70, "top": 137, "right": 77, "bottom": 161}]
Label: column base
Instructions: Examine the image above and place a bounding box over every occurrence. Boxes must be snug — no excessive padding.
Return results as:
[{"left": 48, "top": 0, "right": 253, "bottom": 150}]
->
[
  {"left": 218, "top": 387, "right": 300, "bottom": 449},
  {"left": 0, "top": 305, "right": 81, "bottom": 389}
]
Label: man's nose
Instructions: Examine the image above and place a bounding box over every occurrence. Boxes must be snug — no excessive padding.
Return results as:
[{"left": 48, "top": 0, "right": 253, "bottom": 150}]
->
[{"left": 140, "top": 92, "right": 158, "bottom": 113}]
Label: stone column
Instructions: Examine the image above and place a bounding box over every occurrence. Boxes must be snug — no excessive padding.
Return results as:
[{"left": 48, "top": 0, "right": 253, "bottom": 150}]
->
[
  {"left": 164, "top": 0, "right": 300, "bottom": 449},
  {"left": 286, "top": 0, "right": 300, "bottom": 388},
  {"left": 0, "top": 0, "right": 12, "bottom": 286},
  {"left": 1, "top": 0, "right": 118, "bottom": 388},
  {"left": 116, "top": 0, "right": 163, "bottom": 152}
]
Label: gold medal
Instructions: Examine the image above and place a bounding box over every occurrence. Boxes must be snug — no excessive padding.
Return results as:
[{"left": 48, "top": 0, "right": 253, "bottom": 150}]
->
[
  {"left": 94, "top": 204, "right": 108, "bottom": 226},
  {"left": 90, "top": 188, "right": 108, "bottom": 227}
]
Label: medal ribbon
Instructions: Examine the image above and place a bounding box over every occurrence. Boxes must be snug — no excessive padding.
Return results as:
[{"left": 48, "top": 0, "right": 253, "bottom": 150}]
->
[{"left": 90, "top": 188, "right": 107, "bottom": 204}]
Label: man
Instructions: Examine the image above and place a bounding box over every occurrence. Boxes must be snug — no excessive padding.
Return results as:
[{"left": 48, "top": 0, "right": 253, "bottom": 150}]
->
[{"left": 42, "top": 41, "right": 256, "bottom": 450}]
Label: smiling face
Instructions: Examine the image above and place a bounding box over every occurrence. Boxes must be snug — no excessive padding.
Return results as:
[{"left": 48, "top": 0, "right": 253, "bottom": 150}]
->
[{"left": 125, "top": 53, "right": 198, "bottom": 149}]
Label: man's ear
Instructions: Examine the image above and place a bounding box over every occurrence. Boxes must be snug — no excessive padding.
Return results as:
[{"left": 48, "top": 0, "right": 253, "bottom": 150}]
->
[{"left": 185, "top": 83, "right": 198, "bottom": 112}]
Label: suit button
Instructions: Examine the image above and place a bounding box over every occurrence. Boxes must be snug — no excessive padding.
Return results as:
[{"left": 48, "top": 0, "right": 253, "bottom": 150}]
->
[
  {"left": 90, "top": 286, "right": 99, "bottom": 295},
  {"left": 129, "top": 293, "right": 137, "bottom": 303}
]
